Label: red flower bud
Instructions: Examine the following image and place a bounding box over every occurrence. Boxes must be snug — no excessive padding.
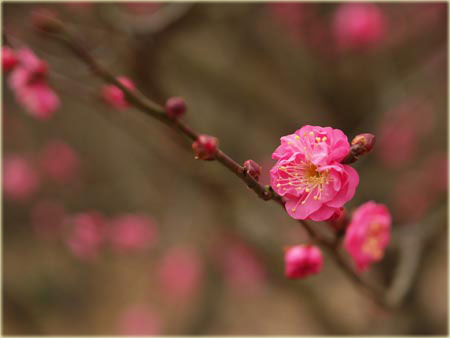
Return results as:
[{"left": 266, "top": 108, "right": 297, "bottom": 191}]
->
[
  {"left": 192, "top": 135, "right": 218, "bottom": 161},
  {"left": 243, "top": 160, "right": 262, "bottom": 181},
  {"left": 165, "top": 97, "right": 186, "bottom": 119},
  {"left": 2, "top": 47, "right": 18, "bottom": 72},
  {"left": 351, "top": 133, "right": 376, "bottom": 155}
]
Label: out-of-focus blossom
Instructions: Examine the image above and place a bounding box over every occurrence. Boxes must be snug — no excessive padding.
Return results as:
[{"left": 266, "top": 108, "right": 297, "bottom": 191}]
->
[
  {"left": 30, "top": 200, "right": 66, "bottom": 240},
  {"left": 118, "top": 304, "right": 162, "bottom": 335},
  {"left": 3, "top": 155, "right": 39, "bottom": 201},
  {"left": 101, "top": 76, "right": 135, "bottom": 110},
  {"left": 344, "top": 201, "right": 391, "bottom": 272},
  {"left": 270, "top": 125, "right": 359, "bottom": 221},
  {"left": 2, "top": 46, "right": 18, "bottom": 71},
  {"left": 156, "top": 247, "right": 203, "bottom": 303},
  {"left": 8, "top": 48, "right": 59, "bottom": 119},
  {"left": 215, "top": 239, "right": 266, "bottom": 294},
  {"left": 64, "top": 2, "right": 94, "bottom": 10},
  {"left": 333, "top": 3, "right": 386, "bottom": 51},
  {"left": 377, "top": 99, "right": 435, "bottom": 168},
  {"left": 109, "top": 214, "right": 158, "bottom": 252},
  {"left": 65, "top": 211, "right": 107, "bottom": 261},
  {"left": 39, "top": 140, "right": 80, "bottom": 184},
  {"left": 284, "top": 245, "right": 323, "bottom": 279}
]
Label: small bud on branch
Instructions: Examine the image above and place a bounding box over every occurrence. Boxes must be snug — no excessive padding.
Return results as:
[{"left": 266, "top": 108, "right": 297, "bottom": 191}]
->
[
  {"left": 243, "top": 159, "right": 262, "bottom": 181},
  {"left": 165, "top": 97, "right": 186, "bottom": 119},
  {"left": 192, "top": 135, "right": 218, "bottom": 160}
]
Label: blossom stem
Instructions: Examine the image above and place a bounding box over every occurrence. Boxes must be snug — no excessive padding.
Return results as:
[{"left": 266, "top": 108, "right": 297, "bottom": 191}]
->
[{"left": 40, "top": 24, "right": 389, "bottom": 309}]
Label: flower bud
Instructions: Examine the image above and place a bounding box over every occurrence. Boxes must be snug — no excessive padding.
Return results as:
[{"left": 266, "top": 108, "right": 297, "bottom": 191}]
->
[
  {"left": 31, "top": 8, "right": 63, "bottom": 33},
  {"left": 243, "top": 159, "right": 262, "bottom": 181},
  {"left": 284, "top": 245, "right": 323, "bottom": 279},
  {"left": 2, "top": 47, "right": 18, "bottom": 71},
  {"left": 192, "top": 135, "right": 218, "bottom": 160},
  {"left": 165, "top": 97, "right": 186, "bottom": 119},
  {"left": 351, "top": 133, "right": 376, "bottom": 155}
]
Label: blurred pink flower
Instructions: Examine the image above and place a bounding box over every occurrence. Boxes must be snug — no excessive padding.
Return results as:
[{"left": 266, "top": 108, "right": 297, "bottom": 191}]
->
[
  {"left": 30, "top": 200, "right": 66, "bottom": 240},
  {"left": 377, "top": 99, "right": 435, "bottom": 168},
  {"left": 118, "top": 304, "right": 161, "bottom": 336},
  {"left": 284, "top": 245, "right": 323, "bottom": 279},
  {"left": 39, "top": 140, "right": 80, "bottom": 184},
  {"left": 8, "top": 48, "right": 59, "bottom": 120},
  {"left": 270, "top": 125, "right": 359, "bottom": 221},
  {"left": 65, "top": 211, "right": 107, "bottom": 261},
  {"left": 2, "top": 46, "right": 18, "bottom": 71},
  {"left": 156, "top": 247, "right": 203, "bottom": 303},
  {"left": 101, "top": 76, "right": 135, "bottom": 110},
  {"left": 215, "top": 239, "right": 266, "bottom": 294},
  {"left": 333, "top": 3, "right": 386, "bottom": 51},
  {"left": 3, "top": 155, "right": 39, "bottom": 201},
  {"left": 344, "top": 201, "right": 391, "bottom": 272},
  {"left": 109, "top": 214, "right": 158, "bottom": 252}
]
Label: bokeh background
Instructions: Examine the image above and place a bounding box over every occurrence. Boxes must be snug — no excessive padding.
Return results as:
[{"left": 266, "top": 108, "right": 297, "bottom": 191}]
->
[{"left": 2, "top": 2, "right": 448, "bottom": 335}]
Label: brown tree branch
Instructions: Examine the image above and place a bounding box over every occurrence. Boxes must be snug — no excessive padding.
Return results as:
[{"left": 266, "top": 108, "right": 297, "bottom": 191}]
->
[{"left": 36, "top": 21, "right": 389, "bottom": 309}]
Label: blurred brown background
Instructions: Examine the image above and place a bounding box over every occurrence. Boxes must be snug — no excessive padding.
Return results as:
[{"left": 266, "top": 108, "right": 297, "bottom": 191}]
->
[{"left": 2, "top": 2, "right": 448, "bottom": 335}]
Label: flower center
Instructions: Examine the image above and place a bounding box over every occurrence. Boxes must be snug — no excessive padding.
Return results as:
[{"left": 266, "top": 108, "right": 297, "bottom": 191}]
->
[
  {"left": 276, "top": 160, "right": 332, "bottom": 212},
  {"left": 362, "top": 222, "right": 384, "bottom": 260}
]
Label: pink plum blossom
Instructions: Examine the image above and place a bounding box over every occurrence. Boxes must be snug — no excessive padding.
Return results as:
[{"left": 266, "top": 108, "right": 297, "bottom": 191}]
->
[
  {"left": 344, "top": 201, "right": 391, "bottom": 272},
  {"left": 65, "top": 211, "right": 107, "bottom": 261},
  {"left": 270, "top": 125, "right": 359, "bottom": 221},
  {"left": 3, "top": 155, "right": 39, "bottom": 201},
  {"left": 156, "top": 247, "right": 203, "bottom": 303},
  {"left": 284, "top": 245, "right": 323, "bottom": 279},
  {"left": 8, "top": 48, "right": 59, "bottom": 119},
  {"left": 30, "top": 200, "right": 66, "bottom": 240},
  {"left": 118, "top": 304, "right": 161, "bottom": 335},
  {"left": 2, "top": 46, "right": 18, "bottom": 71},
  {"left": 109, "top": 214, "right": 158, "bottom": 252},
  {"left": 333, "top": 3, "right": 386, "bottom": 51},
  {"left": 39, "top": 140, "right": 80, "bottom": 184},
  {"left": 101, "top": 76, "right": 135, "bottom": 110}
]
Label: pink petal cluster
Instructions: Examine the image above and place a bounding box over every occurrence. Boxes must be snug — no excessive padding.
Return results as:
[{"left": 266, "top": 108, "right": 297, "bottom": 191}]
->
[
  {"left": 156, "top": 247, "right": 203, "bottom": 303},
  {"left": 101, "top": 76, "right": 135, "bottom": 110},
  {"left": 7, "top": 48, "right": 60, "bottom": 119},
  {"left": 284, "top": 245, "right": 323, "bottom": 279},
  {"left": 118, "top": 304, "right": 161, "bottom": 335},
  {"left": 39, "top": 140, "right": 80, "bottom": 184},
  {"left": 333, "top": 3, "right": 386, "bottom": 51},
  {"left": 270, "top": 125, "right": 359, "bottom": 221},
  {"left": 109, "top": 214, "right": 158, "bottom": 252},
  {"left": 3, "top": 155, "right": 39, "bottom": 202},
  {"left": 65, "top": 211, "right": 107, "bottom": 261},
  {"left": 344, "top": 201, "right": 391, "bottom": 272},
  {"left": 30, "top": 200, "right": 66, "bottom": 240}
]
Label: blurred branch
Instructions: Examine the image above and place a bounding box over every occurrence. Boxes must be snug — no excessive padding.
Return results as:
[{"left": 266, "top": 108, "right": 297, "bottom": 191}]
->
[
  {"left": 386, "top": 203, "right": 447, "bottom": 307},
  {"left": 36, "top": 19, "right": 389, "bottom": 309}
]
